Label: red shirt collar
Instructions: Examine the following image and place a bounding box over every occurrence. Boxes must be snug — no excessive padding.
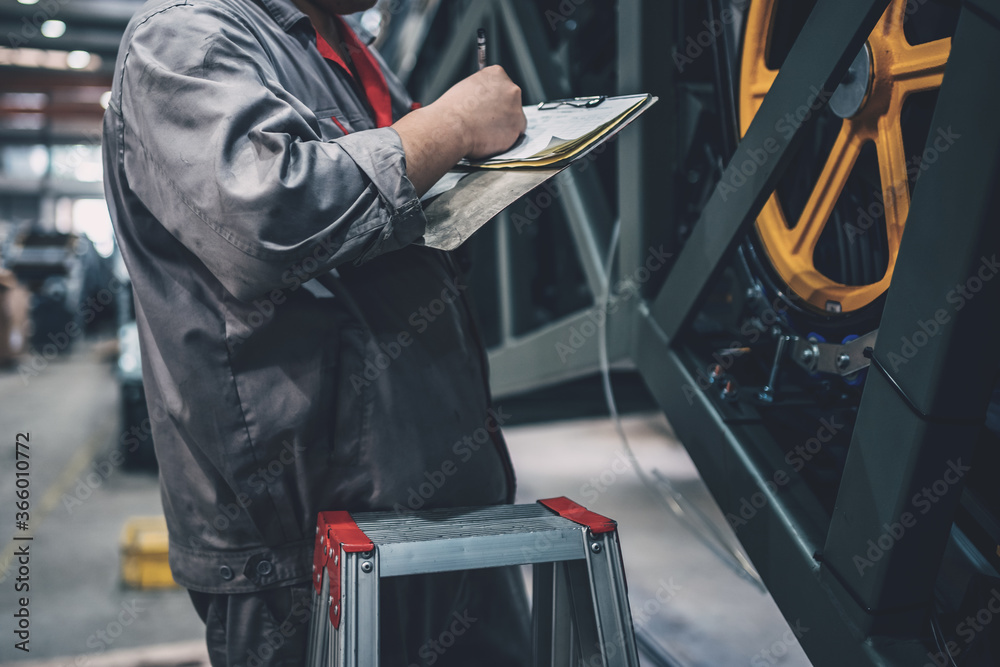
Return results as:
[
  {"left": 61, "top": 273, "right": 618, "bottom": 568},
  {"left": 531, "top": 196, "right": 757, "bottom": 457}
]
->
[{"left": 315, "top": 17, "right": 393, "bottom": 129}]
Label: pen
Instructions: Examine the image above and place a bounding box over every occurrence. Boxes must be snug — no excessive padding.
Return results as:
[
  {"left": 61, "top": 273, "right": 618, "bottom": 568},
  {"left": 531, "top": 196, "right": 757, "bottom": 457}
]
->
[{"left": 477, "top": 28, "right": 486, "bottom": 71}]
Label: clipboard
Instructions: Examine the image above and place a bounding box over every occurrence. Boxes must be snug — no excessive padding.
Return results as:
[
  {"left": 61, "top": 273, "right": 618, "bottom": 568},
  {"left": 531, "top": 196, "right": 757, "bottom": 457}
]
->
[{"left": 420, "top": 94, "right": 657, "bottom": 251}]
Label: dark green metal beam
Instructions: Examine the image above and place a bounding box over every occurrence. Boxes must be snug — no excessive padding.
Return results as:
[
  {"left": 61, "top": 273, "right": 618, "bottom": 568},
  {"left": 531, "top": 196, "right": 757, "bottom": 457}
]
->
[{"left": 822, "top": 2, "right": 1000, "bottom": 634}]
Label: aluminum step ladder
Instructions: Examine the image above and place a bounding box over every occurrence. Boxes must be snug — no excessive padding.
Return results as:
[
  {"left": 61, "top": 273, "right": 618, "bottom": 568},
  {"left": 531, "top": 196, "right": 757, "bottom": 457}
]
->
[{"left": 306, "top": 497, "right": 639, "bottom": 666}]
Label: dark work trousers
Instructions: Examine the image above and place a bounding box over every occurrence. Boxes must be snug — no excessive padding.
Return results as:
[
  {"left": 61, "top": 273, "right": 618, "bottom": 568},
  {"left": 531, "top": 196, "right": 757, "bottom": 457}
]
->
[{"left": 189, "top": 565, "right": 531, "bottom": 666}]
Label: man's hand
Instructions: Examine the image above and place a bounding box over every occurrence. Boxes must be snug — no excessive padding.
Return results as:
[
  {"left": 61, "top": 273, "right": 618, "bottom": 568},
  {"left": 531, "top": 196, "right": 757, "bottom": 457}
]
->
[
  {"left": 393, "top": 66, "right": 526, "bottom": 196},
  {"left": 436, "top": 66, "right": 526, "bottom": 160}
]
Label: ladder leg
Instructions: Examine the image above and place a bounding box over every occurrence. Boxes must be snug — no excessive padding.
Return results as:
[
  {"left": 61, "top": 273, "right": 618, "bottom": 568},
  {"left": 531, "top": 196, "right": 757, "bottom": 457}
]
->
[
  {"left": 564, "top": 557, "right": 601, "bottom": 663},
  {"left": 532, "top": 562, "right": 555, "bottom": 667},
  {"left": 306, "top": 568, "right": 330, "bottom": 667},
  {"left": 533, "top": 561, "right": 575, "bottom": 667},
  {"left": 532, "top": 560, "right": 584, "bottom": 667},
  {"left": 355, "top": 550, "right": 380, "bottom": 666},
  {"left": 339, "top": 550, "right": 380, "bottom": 666},
  {"left": 582, "top": 530, "right": 640, "bottom": 667}
]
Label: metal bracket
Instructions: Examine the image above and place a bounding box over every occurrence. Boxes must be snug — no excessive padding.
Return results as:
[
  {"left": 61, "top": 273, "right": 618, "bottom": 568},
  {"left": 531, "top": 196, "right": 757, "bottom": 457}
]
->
[
  {"left": 791, "top": 330, "right": 878, "bottom": 376},
  {"left": 758, "top": 334, "right": 791, "bottom": 403},
  {"left": 312, "top": 511, "right": 374, "bottom": 629}
]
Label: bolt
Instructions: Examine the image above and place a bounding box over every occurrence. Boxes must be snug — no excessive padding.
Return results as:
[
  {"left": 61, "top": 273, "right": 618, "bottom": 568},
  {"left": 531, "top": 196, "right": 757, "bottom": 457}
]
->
[
  {"left": 361, "top": 561, "right": 373, "bottom": 573},
  {"left": 757, "top": 387, "right": 774, "bottom": 403},
  {"left": 836, "top": 353, "right": 851, "bottom": 371},
  {"left": 591, "top": 542, "right": 602, "bottom": 554},
  {"left": 320, "top": 535, "right": 324, "bottom": 543},
  {"left": 334, "top": 554, "right": 339, "bottom": 565},
  {"left": 800, "top": 345, "right": 819, "bottom": 372},
  {"left": 720, "top": 380, "right": 738, "bottom": 401},
  {"left": 333, "top": 604, "right": 339, "bottom": 615},
  {"left": 708, "top": 364, "right": 724, "bottom": 383}
]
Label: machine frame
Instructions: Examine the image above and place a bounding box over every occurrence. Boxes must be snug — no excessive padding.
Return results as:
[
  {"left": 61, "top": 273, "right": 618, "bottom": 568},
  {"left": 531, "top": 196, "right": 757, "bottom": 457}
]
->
[{"left": 380, "top": 0, "right": 1000, "bottom": 664}]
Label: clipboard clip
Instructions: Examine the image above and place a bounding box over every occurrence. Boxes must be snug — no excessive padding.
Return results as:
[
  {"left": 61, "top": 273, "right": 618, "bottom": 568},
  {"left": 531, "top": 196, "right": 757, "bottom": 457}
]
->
[{"left": 537, "top": 95, "right": 606, "bottom": 110}]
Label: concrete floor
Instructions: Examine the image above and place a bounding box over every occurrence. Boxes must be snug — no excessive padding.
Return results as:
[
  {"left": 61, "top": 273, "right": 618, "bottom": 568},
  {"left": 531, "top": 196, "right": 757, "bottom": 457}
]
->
[
  {"left": 0, "top": 343, "right": 811, "bottom": 666},
  {"left": 507, "top": 413, "right": 811, "bottom": 667},
  {"left": 0, "top": 343, "right": 208, "bottom": 666}
]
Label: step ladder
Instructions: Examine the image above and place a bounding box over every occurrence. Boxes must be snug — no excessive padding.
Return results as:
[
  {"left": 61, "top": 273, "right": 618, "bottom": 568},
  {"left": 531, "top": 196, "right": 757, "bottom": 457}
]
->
[{"left": 306, "top": 497, "right": 639, "bottom": 666}]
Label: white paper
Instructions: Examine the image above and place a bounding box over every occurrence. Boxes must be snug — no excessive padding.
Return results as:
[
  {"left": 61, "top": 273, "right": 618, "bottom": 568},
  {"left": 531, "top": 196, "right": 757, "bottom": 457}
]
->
[
  {"left": 420, "top": 171, "right": 469, "bottom": 202},
  {"left": 478, "top": 94, "right": 648, "bottom": 163}
]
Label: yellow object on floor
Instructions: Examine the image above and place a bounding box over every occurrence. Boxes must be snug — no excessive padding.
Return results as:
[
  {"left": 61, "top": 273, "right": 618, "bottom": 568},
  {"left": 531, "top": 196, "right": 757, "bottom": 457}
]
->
[{"left": 119, "top": 516, "right": 178, "bottom": 589}]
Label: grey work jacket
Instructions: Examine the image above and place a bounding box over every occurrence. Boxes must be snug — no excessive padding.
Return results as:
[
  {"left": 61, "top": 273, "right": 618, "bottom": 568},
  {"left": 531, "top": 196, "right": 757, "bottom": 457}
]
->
[{"left": 103, "top": 0, "right": 516, "bottom": 593}]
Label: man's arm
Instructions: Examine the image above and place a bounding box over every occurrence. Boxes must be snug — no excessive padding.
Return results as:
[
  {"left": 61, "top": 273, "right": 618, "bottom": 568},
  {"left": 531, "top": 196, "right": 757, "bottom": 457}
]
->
[
  {"left": 394, "top": 65, "right": 526, "bottom": 195},
  {"left": 114, "top": 5, "right": 522, "bottom": 301}
]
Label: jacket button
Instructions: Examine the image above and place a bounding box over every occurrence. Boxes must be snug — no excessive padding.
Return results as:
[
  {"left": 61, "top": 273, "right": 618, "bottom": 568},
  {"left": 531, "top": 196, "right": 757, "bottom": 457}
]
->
[
  {"left": 256, "top": 560, "right": 273, "bottom": 576},
  {"left": 219, "top": 565, "right": 234, "bottom": 581}
]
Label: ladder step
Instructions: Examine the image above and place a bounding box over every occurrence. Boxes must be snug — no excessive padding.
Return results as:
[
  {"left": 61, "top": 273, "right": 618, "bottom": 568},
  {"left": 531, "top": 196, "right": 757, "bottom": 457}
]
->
[{"left": 352, "top": 503, "right": 589, "bottom": 576}]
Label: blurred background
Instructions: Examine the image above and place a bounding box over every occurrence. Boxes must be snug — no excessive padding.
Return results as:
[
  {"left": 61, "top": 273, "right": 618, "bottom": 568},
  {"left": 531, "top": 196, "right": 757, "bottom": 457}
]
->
[{"left": 1, "top": 0, "right": 995, "bottom": 665}]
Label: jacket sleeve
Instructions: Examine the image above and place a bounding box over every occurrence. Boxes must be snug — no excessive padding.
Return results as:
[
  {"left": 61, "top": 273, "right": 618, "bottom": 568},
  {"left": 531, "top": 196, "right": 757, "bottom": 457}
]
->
[{"left": 115, "top": 3, "right": 426, "bottom": 301}]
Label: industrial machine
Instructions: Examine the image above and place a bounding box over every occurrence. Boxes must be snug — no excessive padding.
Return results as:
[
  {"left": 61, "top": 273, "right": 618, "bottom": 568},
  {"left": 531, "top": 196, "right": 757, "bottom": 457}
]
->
[{"left": 377, "top": 0, "right": 1000, "bottom": 664}]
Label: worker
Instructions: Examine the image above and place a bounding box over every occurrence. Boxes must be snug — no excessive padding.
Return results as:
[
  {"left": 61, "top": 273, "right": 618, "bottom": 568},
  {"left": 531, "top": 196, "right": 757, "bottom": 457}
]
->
[{"left": 101, "top": 0, "right": 530, "bottom": 664}]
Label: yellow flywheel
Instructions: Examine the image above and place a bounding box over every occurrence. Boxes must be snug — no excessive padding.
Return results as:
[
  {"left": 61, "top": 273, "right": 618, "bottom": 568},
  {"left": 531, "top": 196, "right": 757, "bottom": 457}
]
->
[{"left": 739, "top": 0, "right": 951, "bottom": 313}]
